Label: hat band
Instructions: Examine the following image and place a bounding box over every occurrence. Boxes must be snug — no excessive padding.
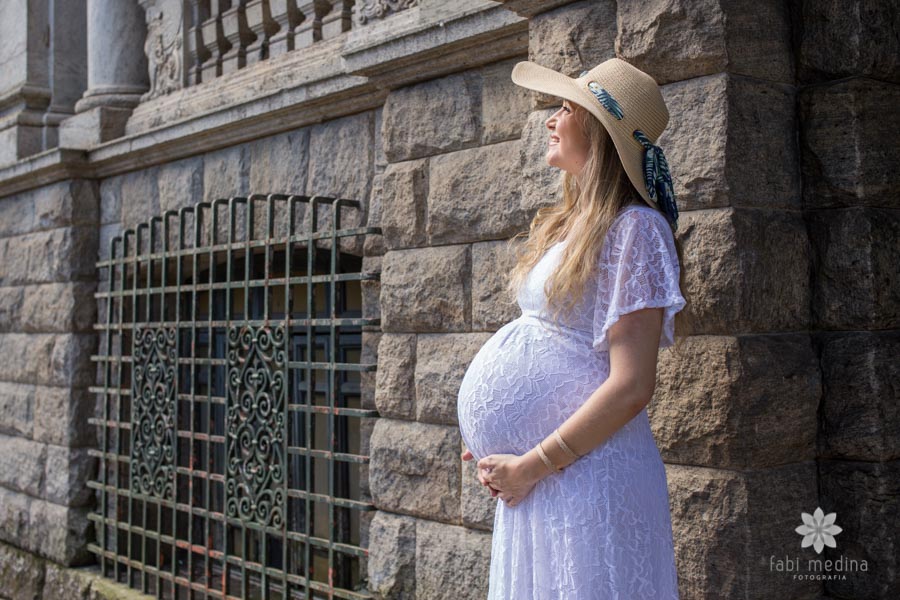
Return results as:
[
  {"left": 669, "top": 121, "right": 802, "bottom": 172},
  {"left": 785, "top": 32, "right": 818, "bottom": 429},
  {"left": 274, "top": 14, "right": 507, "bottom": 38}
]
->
[{"left": 633, "top": 129, "right": 679, "bottom": 231}]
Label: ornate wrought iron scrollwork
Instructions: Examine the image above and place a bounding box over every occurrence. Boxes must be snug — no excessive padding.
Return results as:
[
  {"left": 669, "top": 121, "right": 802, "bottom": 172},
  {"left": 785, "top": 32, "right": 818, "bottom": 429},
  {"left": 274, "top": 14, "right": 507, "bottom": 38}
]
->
[
  {"left": 226, "top": 324, "right": 287, "bottom": 528},
  {"left": 131, "top": 326, "right": 177, "bottom": 500}
]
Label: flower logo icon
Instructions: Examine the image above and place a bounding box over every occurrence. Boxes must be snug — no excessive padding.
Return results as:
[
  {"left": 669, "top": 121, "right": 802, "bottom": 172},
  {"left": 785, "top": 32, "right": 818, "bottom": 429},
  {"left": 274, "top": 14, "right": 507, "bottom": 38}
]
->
[{"left": 795, "top": 507, "right": 842, "bottom": 554}]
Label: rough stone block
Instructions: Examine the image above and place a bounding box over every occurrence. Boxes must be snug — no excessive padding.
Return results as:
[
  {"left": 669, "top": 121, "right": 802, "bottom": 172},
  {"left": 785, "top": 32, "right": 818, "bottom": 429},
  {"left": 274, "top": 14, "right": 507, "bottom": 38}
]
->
[
  {"left": 0, "top": 382, "right": 34, "bottom": 439},
  {"left": 0, "top": 189, "right": 37, "bottom": 238},
  {"left": 527, "top": 0, "right": 616, "bottom": 107},
  {"left": 800, "top": 78, "right": 900, "bottom": 208},
  {"left": 0, "top": 487, "right": 31, "bottom": 550},
  {"left": 380, "top": 159, "right": 428, "bottom": 250},
  {"left": 380, "top": 245, "right": 471, "bottom": 333},
  {"left": 99, "top": 175, "right": 122, "bottom": 226},
  {"left": 382, "top": 71, "right": 481, "bottom": 162},
  {"left": 808, "top": 207, "right": 900, "bottom": 330},
  {"left": 89, "top": 575, "right": 156, "bottom": 599},
  {"left": 795, "top": 0, "right": 900, "bottom": 84},
  {"left": 43, "top": 563, "right": 95, "bottom": 600},
  {"left": 119, "top": 167, "right": 160, "bottom": 230},
  {"left": 414, "top": 333, "right": 492, "bottom": 425},
  {"left": 248, "top": 128, "right": 310, "bottom": 197},
  {"left": 369, "top": 419, "right": 461, "bottom": 523},
  {"left": 677, "top": 208, "right": 810, "bottom": 334},
  {"left": 617, "top": 0, "right": 793, "bottom": 85},
  {"left": 472, "top": 239, "right": 521, "bottom": 330},
  {"left": 308, "top": 111, "right": 374, "bottom": 255},
  {"left": 480, "top": 56, "right": 531, "bottom": 143},
  {"left": 97, "top": 222, "right": 124, "bottom": 262},
  {"left": 361, "top": 335, "right": 381, "bottom": 451},
  {"left": 0, "top": 540, "right": 45, "bottom": 600},
  {"left": 667, "top": 462, "right": 820, "bottom": 600},
  {"left": 0, "top": 334, "right": 96, "bottom": 388},
  {"left": 654, "top": 335, "right": 820, "bottom": 470},
  {"left": 308, "top": 110, "right": 374, "bottom": 203},
  {"left": 363, "top": 173, "right": 386, "bottom": 257},
  {"left": 203, "top": 143, "right": 251, "bottom": 205},
  {"left": 367, "top": 511, "right": 416, "bottom": 600},
  {"left": 17, "top": 282, "right": 96, "bottom": 333},
  {"left": 818, "top": 332, "right": 900, "bottom": 461},
  {"left": 427, "top": 140, "right": 528, "bottom": 245},
  {"left": 819, "top": 459, "right": 899, "bottom": 598},
  {"left": 0, "top": 434, "right": 47, "bottom": 498},
  {"left": 33, "top": 180, "right": 100, "bottom": 231},
  {"left": 0, "top": 286, "right": 22, "bottom": 333},
  {"left": 44, "top": 446, "right": 95, "bottom": 507},
  {"left": 460, "top": 437, "right": 496, "bottom": 531},
  {"left": 415, "top": 519, "right": 492, "bottom": 600},
  {"left": 29, "top": 500, "right": 93, "bottom": 566},
  {"left": 519, "top": 108, "right": 562, "bottom": 213},
  {"left": 0, "top": 226, "right": 98, "bottom": 286},
  {"left": 362, "top": 255, "right": 382, "bottom": 324},
  {"left": 659, "top": 73, "right": 798, "bottom": 210},
  {"left": 157, "top": 156, "right": 204, "bottom": 215},
  {"left": 374, "top": 334, "right": 416, "bottom": 420}
]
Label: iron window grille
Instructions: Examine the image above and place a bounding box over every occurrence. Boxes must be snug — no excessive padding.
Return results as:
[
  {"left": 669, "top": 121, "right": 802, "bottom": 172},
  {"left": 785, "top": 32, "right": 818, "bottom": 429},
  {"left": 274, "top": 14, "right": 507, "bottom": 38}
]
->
[{"left": 88, "top": 194, "right": 381, "bottom": 599}]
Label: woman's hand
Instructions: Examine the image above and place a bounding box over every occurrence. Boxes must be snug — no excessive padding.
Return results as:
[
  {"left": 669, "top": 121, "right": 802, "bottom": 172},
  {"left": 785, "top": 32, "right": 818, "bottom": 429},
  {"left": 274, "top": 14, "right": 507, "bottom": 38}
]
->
[
  {"left": 470, "top": 450, "right": 546, "bottom": 507},
  {"left": 461, "top": 449, "right": 501, "bottom": 498}
]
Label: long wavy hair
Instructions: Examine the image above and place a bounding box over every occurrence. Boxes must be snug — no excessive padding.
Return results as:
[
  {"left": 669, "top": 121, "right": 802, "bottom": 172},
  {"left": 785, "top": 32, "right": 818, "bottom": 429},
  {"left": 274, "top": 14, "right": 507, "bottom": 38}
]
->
[{"left": 505, "top": 101, "right": 688, "bottom": 348}]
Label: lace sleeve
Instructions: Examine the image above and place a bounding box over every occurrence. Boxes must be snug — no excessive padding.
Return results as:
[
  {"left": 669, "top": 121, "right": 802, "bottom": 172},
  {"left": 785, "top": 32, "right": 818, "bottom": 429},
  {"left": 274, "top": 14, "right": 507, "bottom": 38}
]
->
[{"left": 592, "top": 209, "right": 687, "bottom": 353}]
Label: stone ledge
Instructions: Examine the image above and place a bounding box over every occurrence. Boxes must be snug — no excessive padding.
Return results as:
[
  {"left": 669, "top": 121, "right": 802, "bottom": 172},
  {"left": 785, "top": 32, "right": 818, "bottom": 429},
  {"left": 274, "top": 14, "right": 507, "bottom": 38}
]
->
[{"left": 0, "top": 539, "right": 154, "bottom": 600}]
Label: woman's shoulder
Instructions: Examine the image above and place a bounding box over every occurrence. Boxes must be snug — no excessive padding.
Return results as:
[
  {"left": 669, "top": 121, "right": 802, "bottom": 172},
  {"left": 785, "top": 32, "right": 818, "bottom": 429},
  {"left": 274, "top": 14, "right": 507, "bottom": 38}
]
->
[{"left": 610, "top": 203, "right": 671, "bottom": 233}]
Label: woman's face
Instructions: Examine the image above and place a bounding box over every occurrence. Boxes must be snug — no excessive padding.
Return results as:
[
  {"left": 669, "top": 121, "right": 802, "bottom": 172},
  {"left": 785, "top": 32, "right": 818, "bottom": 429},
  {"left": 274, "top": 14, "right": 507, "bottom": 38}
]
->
[{"left": 545, "top": 99, "right": 591, "bottom": 175}]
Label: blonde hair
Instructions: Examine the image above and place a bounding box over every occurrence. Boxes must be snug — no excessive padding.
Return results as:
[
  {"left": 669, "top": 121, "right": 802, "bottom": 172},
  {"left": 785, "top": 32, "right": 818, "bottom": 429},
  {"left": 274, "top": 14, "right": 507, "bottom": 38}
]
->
[{"left": 505, "top": 102, "right": 688, "bottom": 348}]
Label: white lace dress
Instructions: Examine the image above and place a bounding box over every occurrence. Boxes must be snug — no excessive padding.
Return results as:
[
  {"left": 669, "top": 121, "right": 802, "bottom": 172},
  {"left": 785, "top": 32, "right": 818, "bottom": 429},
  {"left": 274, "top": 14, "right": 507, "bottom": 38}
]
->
[{"left": 457, "top": 205, "right": 686, "bottom": 599}]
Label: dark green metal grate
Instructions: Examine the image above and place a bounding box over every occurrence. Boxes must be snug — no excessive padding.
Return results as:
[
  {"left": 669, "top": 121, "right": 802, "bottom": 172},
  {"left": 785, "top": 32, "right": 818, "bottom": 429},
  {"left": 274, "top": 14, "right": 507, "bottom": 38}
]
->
[{"left": 88, "top": 194, "right": 381, "bottom": 599}]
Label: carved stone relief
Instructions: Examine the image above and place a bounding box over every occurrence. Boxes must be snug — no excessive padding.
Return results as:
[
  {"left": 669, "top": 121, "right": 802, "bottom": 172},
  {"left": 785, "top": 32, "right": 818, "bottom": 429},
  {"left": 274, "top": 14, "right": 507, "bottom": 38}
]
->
[
  {"left": 357, "top": 0, "right": 419, "bottom": 25},
  {"left": 139, "top": 0, "right": 185, "bottom": 101}
]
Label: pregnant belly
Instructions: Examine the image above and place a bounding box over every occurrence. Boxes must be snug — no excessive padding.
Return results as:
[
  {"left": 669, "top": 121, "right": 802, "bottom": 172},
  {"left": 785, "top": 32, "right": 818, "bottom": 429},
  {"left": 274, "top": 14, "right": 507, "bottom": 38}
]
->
[{"left": 456, "top": 316, "right": 609, "bottom": 460}]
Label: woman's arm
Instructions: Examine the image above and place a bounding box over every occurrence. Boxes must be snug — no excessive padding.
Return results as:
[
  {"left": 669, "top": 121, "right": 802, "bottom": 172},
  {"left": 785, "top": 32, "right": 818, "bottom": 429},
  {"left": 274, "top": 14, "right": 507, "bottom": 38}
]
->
[{"left": 517, "top": 305, "right": 665, "bottom": 482}]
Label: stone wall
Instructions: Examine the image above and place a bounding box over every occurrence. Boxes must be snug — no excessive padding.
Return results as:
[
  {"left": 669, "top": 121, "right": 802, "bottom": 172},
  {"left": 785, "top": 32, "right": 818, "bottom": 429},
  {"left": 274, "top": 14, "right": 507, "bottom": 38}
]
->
[
  {"left": 0, "top": 180, "right": 99, "bottom": 572},
  {"left": 0, "top": 0, "right": 897, "bottom": 599}
]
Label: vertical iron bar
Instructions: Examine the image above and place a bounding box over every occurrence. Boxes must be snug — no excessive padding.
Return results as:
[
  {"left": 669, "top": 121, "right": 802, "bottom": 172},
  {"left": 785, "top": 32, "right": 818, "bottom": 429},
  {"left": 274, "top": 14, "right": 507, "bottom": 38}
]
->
[
  {"left": 170, "top": 208, "right": 183, "bottom": 595},
  {"left": 160, "top": 212, "right": 171, "bottom": 599},
  {"left": 186, "top": 204, "right": 200, "bottom": 600},
  {"left": 242, "top": 196, "right": 251, "bottom": 599},
  {"left": 207, "top": 200, "right": 224, "bottom": 595},
  {"left": 115, "top": 231, "right": 129, "bottom": 584},
  {"left": 224, "top": 197, "right": 235, "bottom": 596},
  {"left": 304, "top": 197, "right": 318, "bottom": 600},
  {"left": 282, "top": 196, "right": 294, "bottom": 598},
  {"left": 327, "top": 200, "right": 338, "bottom": 593},
  {"left": 99, "top": 235, "right": 117, "bottom": 578}
]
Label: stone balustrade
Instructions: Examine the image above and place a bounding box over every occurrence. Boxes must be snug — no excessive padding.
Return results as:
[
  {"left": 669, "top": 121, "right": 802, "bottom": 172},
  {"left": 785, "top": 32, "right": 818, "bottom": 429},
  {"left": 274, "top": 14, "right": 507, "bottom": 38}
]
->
[{"left": 186, "top": 0, "right": 417, "bottom": 85}]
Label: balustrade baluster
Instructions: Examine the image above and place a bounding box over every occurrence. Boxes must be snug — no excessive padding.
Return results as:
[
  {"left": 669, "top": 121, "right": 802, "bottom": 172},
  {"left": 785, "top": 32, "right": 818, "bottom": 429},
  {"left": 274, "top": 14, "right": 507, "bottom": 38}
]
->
[
  {"left": 321, "top": 0, "right": 353, "bottom": 40},
  {"left": 245, "top": 0, "right": 280, "bottom": 65},
  {"left": 199, "top": 1, "right": 232, "bottom": 81},
  {"left": 221, "top": 0, "right": 256, "bottom": 73},
  {"left": 268, "top": 0, "right": 302, "bottom": 57},
  {"left": 294, "top": 0, "right": 328, "bottom": 49},
  {"left": 187, "top": 1, "right": 211, "bottom": 84}
]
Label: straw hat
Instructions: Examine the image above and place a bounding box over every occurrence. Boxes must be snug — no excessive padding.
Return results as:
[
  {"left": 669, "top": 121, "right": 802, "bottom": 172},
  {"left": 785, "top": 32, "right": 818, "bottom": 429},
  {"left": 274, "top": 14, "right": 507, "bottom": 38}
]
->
[{"left": 511, "top": 57, "right": 679, "bottom": 231}]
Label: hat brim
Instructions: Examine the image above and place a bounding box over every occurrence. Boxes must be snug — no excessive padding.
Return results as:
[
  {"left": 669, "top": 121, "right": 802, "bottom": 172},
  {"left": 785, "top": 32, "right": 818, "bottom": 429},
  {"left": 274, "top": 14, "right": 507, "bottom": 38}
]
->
[{"left": 510, "top": 61, "right": 656, "bottom": 209}]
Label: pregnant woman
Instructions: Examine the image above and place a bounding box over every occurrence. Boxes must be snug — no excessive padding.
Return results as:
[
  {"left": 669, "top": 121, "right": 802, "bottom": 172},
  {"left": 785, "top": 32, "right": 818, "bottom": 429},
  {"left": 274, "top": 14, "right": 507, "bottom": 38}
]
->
[{"left": 457, "top": 58, "right": 686, "bottom": 599}]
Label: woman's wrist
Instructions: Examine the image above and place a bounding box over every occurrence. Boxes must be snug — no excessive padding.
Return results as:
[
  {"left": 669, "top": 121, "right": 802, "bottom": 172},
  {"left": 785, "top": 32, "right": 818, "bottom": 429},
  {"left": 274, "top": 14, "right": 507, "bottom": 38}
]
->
[{"left": 519, "top": 447, "right": 556, "bottom": 483}]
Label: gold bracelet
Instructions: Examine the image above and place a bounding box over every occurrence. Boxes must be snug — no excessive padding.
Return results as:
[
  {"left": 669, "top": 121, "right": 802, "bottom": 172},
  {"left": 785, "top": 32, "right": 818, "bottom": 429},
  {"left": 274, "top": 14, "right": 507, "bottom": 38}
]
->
[
  {"left": 554, "top": 428, "right": 581, "bottom": 460},
  {"left": 535, "top": 441, "right": 561, "bottom": 473}
]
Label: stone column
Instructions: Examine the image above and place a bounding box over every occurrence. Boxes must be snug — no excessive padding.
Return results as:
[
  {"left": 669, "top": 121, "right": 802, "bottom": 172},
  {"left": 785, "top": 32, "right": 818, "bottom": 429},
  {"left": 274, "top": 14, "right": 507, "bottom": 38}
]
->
[{"left": 59, "top": 0, "right": 149, "bottom": 148}]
